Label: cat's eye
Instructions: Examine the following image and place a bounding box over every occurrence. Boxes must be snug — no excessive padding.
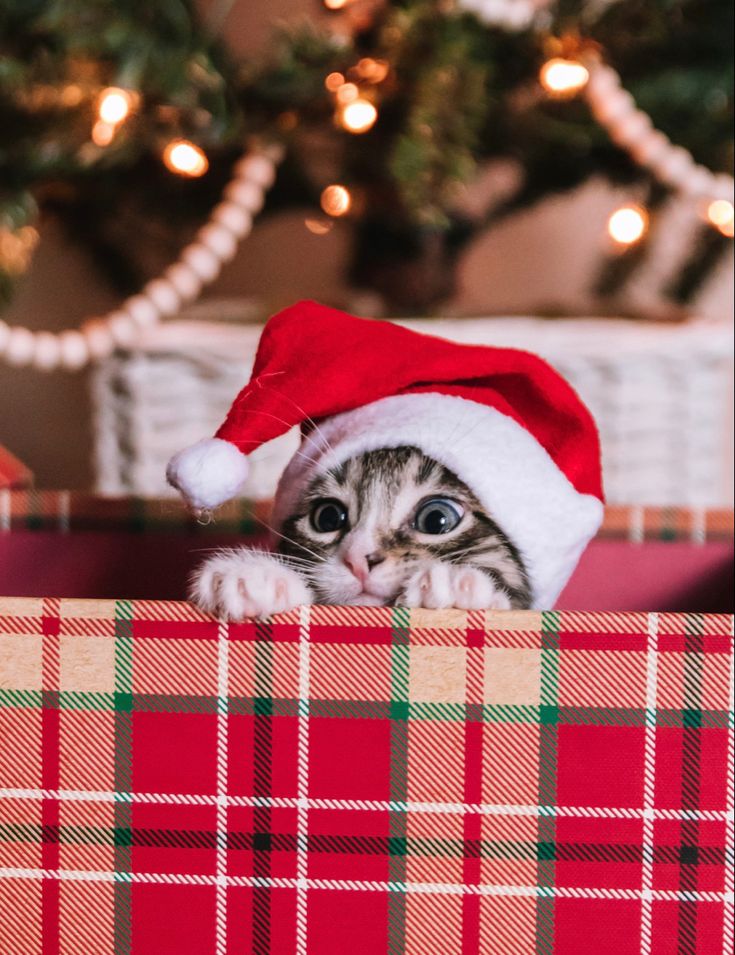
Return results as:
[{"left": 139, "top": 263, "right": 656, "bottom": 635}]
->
[
  {"left": 413, "top": 498, "right": 464, "bottom": 535},
  {"left": 310, "top": 499, "right": 349, "bottom": 534}
]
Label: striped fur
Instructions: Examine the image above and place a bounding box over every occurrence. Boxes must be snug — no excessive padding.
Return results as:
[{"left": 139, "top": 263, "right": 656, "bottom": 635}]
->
[{"left": 278, "top": 447, "right": 531, "bottom": 610}]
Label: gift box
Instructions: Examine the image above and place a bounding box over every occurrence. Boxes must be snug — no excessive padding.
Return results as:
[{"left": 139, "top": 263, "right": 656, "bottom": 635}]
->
[
  {"left": 0, "top": 444, "right": 33, "bottom": 490},
  {"left": 1, "top": 495, "right": 733, "bottom": 953}
]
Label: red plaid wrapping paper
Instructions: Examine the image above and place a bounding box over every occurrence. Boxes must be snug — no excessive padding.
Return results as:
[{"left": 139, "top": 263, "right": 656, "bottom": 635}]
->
[{"left": 0, "top": 599, "right": 732, "bottom": 954}]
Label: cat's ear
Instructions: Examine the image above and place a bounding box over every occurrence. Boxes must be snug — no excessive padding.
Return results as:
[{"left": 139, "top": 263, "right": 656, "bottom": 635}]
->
[{"left": 166, "top": 438, "right": 249, "bottom": 513}]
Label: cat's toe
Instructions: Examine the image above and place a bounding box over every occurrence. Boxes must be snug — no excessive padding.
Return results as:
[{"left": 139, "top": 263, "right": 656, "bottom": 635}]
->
[
  {"left": 451, "top": 567, "right": 511, "bottom": 610},
  {"left": 399, "top": 564, "right": 512, "bottom": 610},
  {"left": 190, "top": 552, "right": 312, "bottom": 619},
  {"left": 399, "top": 564, "right": 454, "bottom": 609}
]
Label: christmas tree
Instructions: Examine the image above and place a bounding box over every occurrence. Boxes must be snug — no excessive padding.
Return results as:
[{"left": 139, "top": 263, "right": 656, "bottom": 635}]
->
[{"left": 1, "top": 0, "right": 732, "bottom": 316}]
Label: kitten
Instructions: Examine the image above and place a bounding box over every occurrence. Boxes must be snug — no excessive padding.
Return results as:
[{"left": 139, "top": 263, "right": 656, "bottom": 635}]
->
[{"left": 191, "top": 446, "right": 531, "bottom": 619}]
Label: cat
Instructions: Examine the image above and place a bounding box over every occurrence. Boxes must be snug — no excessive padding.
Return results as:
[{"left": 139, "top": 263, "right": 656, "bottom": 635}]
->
[{"left": 191, "top": 446, "right": 531, "bottom": 620}]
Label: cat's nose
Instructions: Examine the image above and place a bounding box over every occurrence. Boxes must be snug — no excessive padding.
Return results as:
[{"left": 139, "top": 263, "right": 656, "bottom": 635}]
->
[
  {"left": 343, "top": 554, "right": 369, "bottom": 584},
  {"left": 343, "top": 551, "right": 384, "bottom": 583}
]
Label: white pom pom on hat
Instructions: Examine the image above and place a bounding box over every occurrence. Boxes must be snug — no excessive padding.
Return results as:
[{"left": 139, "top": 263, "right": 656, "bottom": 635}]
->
[{"left": 166, "top": 437, "right": 249, "bottom": 512}]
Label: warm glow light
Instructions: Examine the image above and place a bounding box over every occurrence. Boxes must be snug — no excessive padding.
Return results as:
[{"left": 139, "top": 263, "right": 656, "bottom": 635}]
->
[
  {"left": 98, "top": 87, "right": 133, "bottom": 124},
  {"left": 540, "top": 58, "right": 590, "bottom": 96},
  {"left": 340, "top": 99, "right": 378, "bottom": 133},
  {"left": 357, "top": 58, "right": 389, "bottom": 83},
  {"left": 92, "top": 120, "right": 116, "bottom": 146},
  {"left": 323, "top": 0, "right": 349, "bottom": 8},
  {"left": 320, "top": 184, "right": 352, "bottom": 217},
  {"left": 60, "top": 84, "right": 84, "bottom": 107},
  {"left": 336, "top": 82, "right": 359, "bottom": 105},
  {"left": 608, "top": 205, "right": 649, "bottom": 245},
  {"left": 163, "top": 140, "right": 209, "bottom": 178},
  {"left": 0, "top": 225, "right": 40, "bottom": 275},
  {"left": 305, "top": 218, "right": 334, "bottom": 235},
  {"left": 325, "top": 72, "right": 345, "bottom": 92},
  {"left": 707, "top": 199, "right": 734, "bottom": 237}
]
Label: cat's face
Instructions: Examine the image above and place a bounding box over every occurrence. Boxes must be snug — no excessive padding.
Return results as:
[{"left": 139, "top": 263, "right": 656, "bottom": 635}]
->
[{"left": 277, "top": 446, "right": 529, "bottom": 607}]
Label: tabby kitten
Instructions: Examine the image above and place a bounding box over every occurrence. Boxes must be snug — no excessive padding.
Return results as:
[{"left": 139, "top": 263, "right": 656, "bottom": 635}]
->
[{"left": 192, "top": 446, "right": 531, "bottom": 620}]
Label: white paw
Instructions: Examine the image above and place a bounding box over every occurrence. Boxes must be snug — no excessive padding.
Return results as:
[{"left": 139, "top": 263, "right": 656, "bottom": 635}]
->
[
  {"left": 190, "top": 550, "right": 313, "bottom": 620},
  {"left": 399, "top": 563, "right": 512, "bottom": 611}
]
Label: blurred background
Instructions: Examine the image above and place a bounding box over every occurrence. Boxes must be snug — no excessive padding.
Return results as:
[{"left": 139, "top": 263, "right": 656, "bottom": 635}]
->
[{"left": 0, "top": 0, "right": 733, "bottom": 498}]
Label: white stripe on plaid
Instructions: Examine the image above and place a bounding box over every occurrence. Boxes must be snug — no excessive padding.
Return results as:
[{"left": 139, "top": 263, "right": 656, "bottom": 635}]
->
[
  {"left": 0, "top": 868, "right": 732, "bottom": 903},
  {"left": 297, "top": 605, "right": 311, "bottom": 955},
  {"left": 629, "top": 505, "right": 644, "bottom": 544},
  {"left": 640, "top": 612, "right": 659, "bottom": 955},
  {"left": 723, "top": 615, "right": 735, "bottom": 955},
  {"left": 1, "top": 789, "right": 733, "bottom": 821},
  {"left": 216, "top": 618, "right": 229, "bottom": 955},
  {"left": 691, "top": 507, "right": 706, "bottom": 545},
  {"left": 58, "top": 489, "right": 71, "bottom": 533},
  {"left": 0, "top": 489, "right": 9, "bottom": 532}
]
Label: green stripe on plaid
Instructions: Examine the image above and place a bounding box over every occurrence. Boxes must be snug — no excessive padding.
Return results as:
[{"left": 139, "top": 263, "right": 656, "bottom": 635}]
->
[
  {"left": 537, "top": 611, "right": 561, "bottom": 955},
  {"left": 114, "top": 599, "right": 133, "bottom": 955},
  {"left": 5, "top": 821, "right": 730, "bottom": 866},
  {"left": 388, "top": 606, "right": 410, "bottom": 955},
  {"left": 679, "top": 614, "right": 705, "bottom": 953},
  {"left": 1, "top": 689, "right": 730, "bottom": 731}
]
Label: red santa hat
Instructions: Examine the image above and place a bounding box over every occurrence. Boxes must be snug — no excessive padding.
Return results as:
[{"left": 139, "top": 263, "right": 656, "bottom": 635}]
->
[{"left": 167, "top": 300, "right": 604, "bottom": 608}]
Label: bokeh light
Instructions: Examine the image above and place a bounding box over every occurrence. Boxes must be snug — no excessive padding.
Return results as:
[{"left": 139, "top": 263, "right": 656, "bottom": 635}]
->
[
  {"left": 162, "top": 140, "right": 209, "bottom": 178},
  {"left": 340, "top": 99, "right": 378, "bottom": 133},
  {"left": 320, "top": 184, "right": 352, "bottom": 217},
  {"left": 607, "top": 205, "right": 649, "bottom": 245},
  {"left": 540, "top": 58, "right": 590, "bottom": 97}
]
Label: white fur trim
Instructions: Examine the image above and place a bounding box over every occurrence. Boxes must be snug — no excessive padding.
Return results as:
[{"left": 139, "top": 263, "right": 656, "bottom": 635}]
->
[
  {"left": 166, "top": 437, "right": 249, "bottom": 511},
  {"left": 273, "top": 393, "right": 603, "bottom": 609}
]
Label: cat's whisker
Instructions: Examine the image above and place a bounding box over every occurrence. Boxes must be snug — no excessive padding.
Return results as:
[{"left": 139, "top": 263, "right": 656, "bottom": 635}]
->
[
  {"left": 227, "top": 409, "right": 326, "bottom": 468},
  {"left": 188, "top": 444, "right": 531, "bottom": 618},
  {"left": 255, "top": 383, "right": 339, "bottom": 461},
  {"left": 249, "top": 513, "right": 327, "bottom": 563}
]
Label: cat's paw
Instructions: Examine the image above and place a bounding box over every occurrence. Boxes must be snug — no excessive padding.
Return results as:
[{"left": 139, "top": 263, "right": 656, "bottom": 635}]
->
[
  {"left": 190, "top": 550, "right": 313, "bottom": 620},
  {"left": 399, "top": 563, "right": 512, "bottom": 611}
]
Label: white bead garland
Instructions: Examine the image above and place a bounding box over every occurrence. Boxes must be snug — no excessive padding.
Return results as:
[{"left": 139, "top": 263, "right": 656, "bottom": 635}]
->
[
  {"left": 212, "top": 202, "right": 254, "bottom": 238},
  {"left": 165, "top": 262, "right": 203, "bottom": 301},
  {"left": 32, "top": 331, "right": 62, "bottom": 371},
  {"left": 58, "top": 330, "right": 89, "bottom": 370},
  {"left": 0, "top": 143, "right": 283, "bottom": 371},
  {"left": 181, "top": 243, "right": 221, "bottom": 283},
  {"left": 143, "top": 278, "right": 182, "bottom": 317},
  {"left": 457, "top": 0, "right": 734, "bottom": 211},
  {"left": 584, "top": 61, "right": 734, "bottom": 204},
  {"left": 107, "top": 311, "right": 139, "bottom": 348},
  {"left": 5, "top": 327, "right": 36, "bottom": 366}
]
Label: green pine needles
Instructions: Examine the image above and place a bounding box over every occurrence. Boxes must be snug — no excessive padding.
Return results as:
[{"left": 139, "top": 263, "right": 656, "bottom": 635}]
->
[{"left": 0, "top": 0, "right": 732, "bottom": 312}]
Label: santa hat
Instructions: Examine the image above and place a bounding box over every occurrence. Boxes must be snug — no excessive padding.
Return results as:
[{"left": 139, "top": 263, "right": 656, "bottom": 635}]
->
[{"left": 167, "top": 300, "right": 604, "bottom": 608}]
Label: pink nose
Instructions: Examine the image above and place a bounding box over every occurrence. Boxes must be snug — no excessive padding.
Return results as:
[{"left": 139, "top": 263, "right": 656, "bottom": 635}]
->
[
  {"left": 343, "top": 552, "right": 385, "bottom": 584},
  {"left": 343, "top": 554, "right": 369, "bottom": 585}
]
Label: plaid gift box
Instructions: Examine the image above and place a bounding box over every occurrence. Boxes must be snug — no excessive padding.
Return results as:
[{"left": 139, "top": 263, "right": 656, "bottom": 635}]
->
[
  {"left": 0, "top": 446, "right": 33, "bottom": 491},
  {"left": 0, "top": 598, "right": 732, "bottom": 954},
  {"left": 2, "top": 494, "right": 733, "bottom": 611}
]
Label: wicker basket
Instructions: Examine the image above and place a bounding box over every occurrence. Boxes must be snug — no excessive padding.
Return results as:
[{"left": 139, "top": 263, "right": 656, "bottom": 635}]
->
[{"left": 91, "top": 306, "right": 734, "bottom": 506}]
